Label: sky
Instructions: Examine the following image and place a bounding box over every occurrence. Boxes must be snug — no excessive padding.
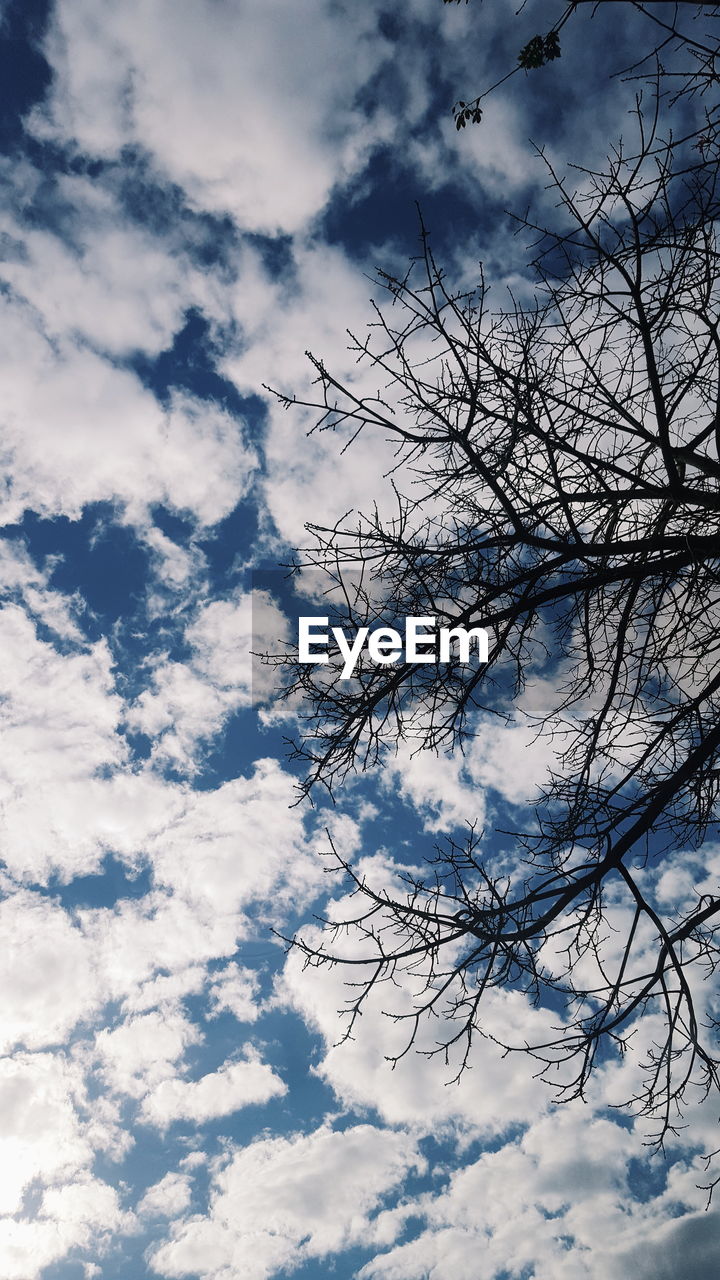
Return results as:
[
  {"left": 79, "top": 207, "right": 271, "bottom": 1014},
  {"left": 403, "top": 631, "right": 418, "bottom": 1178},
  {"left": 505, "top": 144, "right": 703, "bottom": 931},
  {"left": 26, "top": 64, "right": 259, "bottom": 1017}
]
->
[{"left": 0, "top": 1, "right": 718, "bottom": 1278}]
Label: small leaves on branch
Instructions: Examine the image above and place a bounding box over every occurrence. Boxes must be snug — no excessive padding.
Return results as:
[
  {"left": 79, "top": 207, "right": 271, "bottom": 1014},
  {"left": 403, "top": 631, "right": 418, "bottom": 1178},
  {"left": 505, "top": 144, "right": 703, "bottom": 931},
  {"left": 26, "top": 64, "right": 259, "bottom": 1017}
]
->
[
  {"left": 454, "top": 98, "right": 483, "bottom": 129},
  {"left": 443, "top": 1, "right": 720, "bottom": 143},
  {"left": 517, "top": 30, "right": 562, "bottom": 69}
]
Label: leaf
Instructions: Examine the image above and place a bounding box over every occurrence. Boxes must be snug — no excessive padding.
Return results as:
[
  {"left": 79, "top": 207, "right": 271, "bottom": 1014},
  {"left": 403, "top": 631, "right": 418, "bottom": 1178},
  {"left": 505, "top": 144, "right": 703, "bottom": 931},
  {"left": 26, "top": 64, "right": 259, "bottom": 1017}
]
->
[
  {"left": 454, "top": 100, "right": 482, "bottom": 130},
  {"left": 518, "top": 31, "right": 562, "bottom": 70},
  {"left": 544, "top": 30, "right": 561, "bottom": 61}
]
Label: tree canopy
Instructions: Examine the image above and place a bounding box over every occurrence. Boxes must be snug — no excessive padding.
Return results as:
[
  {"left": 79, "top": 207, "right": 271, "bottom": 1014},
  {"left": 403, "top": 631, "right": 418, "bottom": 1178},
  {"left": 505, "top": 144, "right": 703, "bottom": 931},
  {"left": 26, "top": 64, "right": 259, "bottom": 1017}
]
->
[{"left": 267, "top": 114, "right": 720, "bottom": 1168}]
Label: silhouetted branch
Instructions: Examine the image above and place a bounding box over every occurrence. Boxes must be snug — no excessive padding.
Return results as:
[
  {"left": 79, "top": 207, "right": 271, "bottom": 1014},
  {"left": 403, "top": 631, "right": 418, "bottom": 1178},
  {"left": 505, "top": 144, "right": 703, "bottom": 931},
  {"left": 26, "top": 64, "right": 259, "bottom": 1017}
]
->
[{"left": 266, "top": 113, "right": 720, "bottom": 1146}]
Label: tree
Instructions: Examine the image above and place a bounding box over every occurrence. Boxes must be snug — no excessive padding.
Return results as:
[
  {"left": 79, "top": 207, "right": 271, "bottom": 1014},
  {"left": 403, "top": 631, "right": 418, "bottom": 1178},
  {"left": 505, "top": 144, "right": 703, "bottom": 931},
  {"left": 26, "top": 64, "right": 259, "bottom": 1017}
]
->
[
  {"left": 266, "top": 121, "right": 720, "bottom": 1160},
  {"left": 445, "top": 0, "right": 720, "bottom": 135}
]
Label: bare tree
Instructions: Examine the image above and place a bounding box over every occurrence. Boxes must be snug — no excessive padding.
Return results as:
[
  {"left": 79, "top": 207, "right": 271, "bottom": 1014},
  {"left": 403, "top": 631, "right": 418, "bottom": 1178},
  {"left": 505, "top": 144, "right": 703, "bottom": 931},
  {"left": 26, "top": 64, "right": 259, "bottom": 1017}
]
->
[{"left": 266, "top": 122, "right": 720, "bottom": 1154}]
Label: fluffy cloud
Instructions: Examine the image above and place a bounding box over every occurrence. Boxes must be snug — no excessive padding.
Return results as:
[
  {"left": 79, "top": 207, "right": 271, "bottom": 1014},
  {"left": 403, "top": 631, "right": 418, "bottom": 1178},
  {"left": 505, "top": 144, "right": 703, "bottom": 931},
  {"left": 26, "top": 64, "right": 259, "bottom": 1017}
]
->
[
  {"left": 95, "top": 1009, "right": 285, "bottom": 1130},
  {"left": 30, "top": 0, "right": 400, "bottom": 234},
  {"left": 0, "top": 313, "right": 255, "bottom": 527},
  {"left": 0, "top": 1180, "right": 129, "bottom": 1280},
  {"left": 137, "top": 1172, "right": 193, "bottom": 1220},
  {"left": 141, "top": 1052, "right": 286, "bottom": 1129},
  {"left": 206, "top": 963, "right": 261, "bottom": 1023},
  {"left": 382, "top": 743, "right": 487, "bottom": 833},
  {"left": 0, "top": 569, "right": 325, "bottom": 1150},
  {"left": 94, "top": 1008, "right": 201, "bottom": 1099},
  {"left": 0, "top": 538, "right": 85, "bottom": 641},
  {"left": 0, "top": 1054, "right": 97, "bottom": 1216},
  {"left": 280, "top": 879, "right": 559, "bottom": 1133},
  {"left": 358, "top": 1110, "right": 715, "bottom": 1280},
  {"left": 0, "top": 890, "right": 102, "bottom": 1053},
  {"left": 127, "top": 588, "right": 290, "bottom": 767},
  {"left": 144, "top": 759, "right": 321, "bottom": 914},
  {"left": 150, "top": 1124, "right": 424, "bottom": 1279},
  {"left": 373, "top": 712, "right": 557, "bottom": 836},
  {"left": 224, "top": 238, "right": 409, "bottom": 548},
  {"left": 0, "top": 169, "right": 225, "bottom": 359},
  {"left": 0, "top": 601, "right": 126, "bottom": 882},
  {"left": 0, "top": 164, "right": 256, "bottom": 534},
  {"left": 0, "top": 1053, "right": 129, "bottom": 1280}
]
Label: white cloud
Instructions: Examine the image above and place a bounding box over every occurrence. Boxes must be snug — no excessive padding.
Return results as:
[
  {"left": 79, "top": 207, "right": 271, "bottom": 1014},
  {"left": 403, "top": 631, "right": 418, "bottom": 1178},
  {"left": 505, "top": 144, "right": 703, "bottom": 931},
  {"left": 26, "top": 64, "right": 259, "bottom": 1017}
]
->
[
  {"left": 95, "top": 1009, "right": 201, "bottom": 1099},
  {"left": 141, "top": 1052, "right": 286, "bottom": 1129},
  {"left": 377, "top": 714, "right": 556, "bottom": 835},
  {"left": 40, "top": 1175, "right": 132, "bottom": 1244},
  {"left": 127, "top": 660, "right": 231, "bottom": 771},
  {"left": 121, "top": 966, "right": 208, "bottom": 1017},
  {"left": 463, "top": 718, "right": 557, "bottom": 806},
  {"left": 0, "top": 571, "right": 321, "bottom": 1049},
  {"left": 144, "top": 760, "right": 321, "bottom": 916},
  {"left": 0, "top": 537, "right": 84, "bottom": 641},
  {"left": 280, "top": 885, "right": 559, "bottom": 1133},
  {"left": 0, "top": 603, "right": 126, "bottom": 882},
  {"left": 30, "top": 0, "right": 398, "bottom": 235},
  {"left": 137, "top": 1172, "right": 193, "bottom": 1220},
  {"left": 0, "top": 1053, "right": 129, "bottom": 1279},
  {"left": 0, "top": 1053, "right": 95, "bottom": 1216},
  {"left": 150, "top": 1124, "right": 424, "bottom": 1279},
  {"left": 358, "top": 1109, "right": 714, "bottom": 1280},
  {"left": 0, "top": 890, "right": 101, "bottom": 1053},
  {"left": 0, "top": 303, "right": 255, "bottom": 526},
  {"left": 0, "top": 161, "right": 256, "bottom": 533},
  {"left": 0, "top": 164, "right": 257, "bottom": 553},
  {"left": 382, "top": 743, "right": 486, "bottom": 833},
  {"left": 0, "top": 174, "right": 223, "bottom": 359},
  {"left": 603, "top": 1212, "right": 720, "bottom": 1280},
  {"left": 223, "top": 237, "right": 408, "bottom": 548},
  {"left": 207, "top": 963, "right": 261, "bottom": 1023},
  {"left": 127, "top": 589, "right": 290, "bottom": 768}
]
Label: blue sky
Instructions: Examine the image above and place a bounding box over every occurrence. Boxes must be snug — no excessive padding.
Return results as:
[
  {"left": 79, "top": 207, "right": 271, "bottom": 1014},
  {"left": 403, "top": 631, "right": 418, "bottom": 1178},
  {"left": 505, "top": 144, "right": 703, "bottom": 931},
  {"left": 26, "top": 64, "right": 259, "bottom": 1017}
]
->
[{"left": 0, "top": 1, "right": 718, "bottom": 1277}]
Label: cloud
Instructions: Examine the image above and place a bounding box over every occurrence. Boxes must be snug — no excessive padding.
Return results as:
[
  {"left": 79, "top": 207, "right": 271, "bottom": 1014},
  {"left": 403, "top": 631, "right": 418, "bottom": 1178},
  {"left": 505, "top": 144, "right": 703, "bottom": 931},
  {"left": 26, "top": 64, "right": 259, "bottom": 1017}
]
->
[
  {"left": 280, "top": 880, "right": 560, "bottom": 1133},
  {"left": 141, "top": 1052, "right": 287, "bottom": 1129},
  {"left": 0, "top": 169, "right": 225, "bottom": 359},
  {"left": 599, "top": 1204, "right": 720, "bottom": 1280},
  {"left": 144, "top": 758, "right": 321, "bottom": 914},
  {"left": 0, "top": 601, "right": 126, "bottom": 882},
  {"left": 206, "top": 963, "right": 261, "bottom": 1023},
  {"left": 0, "top": 560, "right": 322, "bottom": 1033},
  {"left": 0, "top": 164, "right": 256, "bottom": 535},
  {"left": 0, "top": 1182, "right": 129, "bottom": 1280},
  {"left": 224, "top": 237, "right": 410, "bottom": 549},
  {"left": 382, "top": 743, "right": 486, "bottom": 833},
  {"left": 0, "top": 537, "right": 85, "bottom": 641},
  {"left": 375, "top": 713, "right": 556, "bottom": 835},
  {"left": 357, "top": 1109, "right": 714, "bottom": 1280},
  {"left": 127, "top": 588, "right": 290, "bottom": 768},
  {"left": 0, "top": 1054, "right": 96, "bottom": 1216},
  {"left": 0, "top": 307, "right": 255, "bottom": 527},
  {"left": 137, "top": 1172, "right": 193, "bottom": 1220},
  {"left": 0, "top": 889, "right": 102, "bottom": 1053},
  {"left": 30, "top": 0, "right": 399, "bottom": 235},
  {"left": 0, "top": 1053, "right": 129, "bottom": 1280},
  {"left": 463, "top": 718, "right": 557, "bottom": 806},
  {"left": 150, "top": 1123, "right": 424, "bottom": 1280},
  {"left": 95, "top": 1008, "right": 201, "bottom": 1100}
]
